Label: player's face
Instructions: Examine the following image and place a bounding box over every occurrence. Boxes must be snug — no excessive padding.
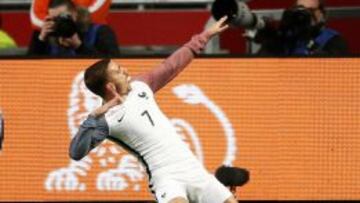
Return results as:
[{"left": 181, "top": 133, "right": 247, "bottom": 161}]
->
[{"left": 106, "top": 60, "right": 131, "bottom": 95}]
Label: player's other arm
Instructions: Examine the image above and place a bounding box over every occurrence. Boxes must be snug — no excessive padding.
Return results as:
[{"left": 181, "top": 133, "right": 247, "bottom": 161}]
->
[
  {"left": 134, "top": 16, "right": 229, "bottom": 93},
  {"left": 69, "top": 115, "right": 109, "bottom": 161},
  {"left": 69, "top": 93, "right": 121, "bottom": 161}
]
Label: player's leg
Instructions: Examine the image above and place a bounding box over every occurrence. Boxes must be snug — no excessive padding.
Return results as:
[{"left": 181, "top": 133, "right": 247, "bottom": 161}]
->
[{"left": 200, "top": 175, "right": 235, "bottom": 203}]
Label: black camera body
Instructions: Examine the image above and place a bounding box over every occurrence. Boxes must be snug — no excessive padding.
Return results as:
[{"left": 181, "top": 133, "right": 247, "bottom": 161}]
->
[
  {"left": 50, "top": 13, "right": 78, "bottom": 38},
  {"left": 279, "top": 5, "right": 319, "bottom": 42}
]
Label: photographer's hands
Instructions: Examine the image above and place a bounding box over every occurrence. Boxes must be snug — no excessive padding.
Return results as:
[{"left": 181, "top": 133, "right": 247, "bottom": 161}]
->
[
  {"left": 58, "top": 33, "right": 82, "bottom": 49},
  {"left": 38, "top": 15, "right": 82, "bottom": 49},
  {"left": 39, "top": 16, "right": 55, "bottom": 41}
]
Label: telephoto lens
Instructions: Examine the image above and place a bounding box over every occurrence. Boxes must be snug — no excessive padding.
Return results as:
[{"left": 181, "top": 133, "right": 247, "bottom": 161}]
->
[
  {"left": 211, "top": 0, "right": 239, "bottom": 23},
  {"left": 211, "top": 0, "right": 265, "bottom": 29}
]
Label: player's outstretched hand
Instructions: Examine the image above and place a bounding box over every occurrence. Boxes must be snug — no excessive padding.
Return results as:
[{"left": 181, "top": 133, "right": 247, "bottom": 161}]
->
[{"left": 206, "top": 16, "right": 229, "bottom": 38}]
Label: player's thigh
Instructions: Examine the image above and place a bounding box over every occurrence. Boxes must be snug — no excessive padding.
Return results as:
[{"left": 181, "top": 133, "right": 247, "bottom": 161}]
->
[
  {"left": 200, "top": 176, "right": 234, "bottom": 203},
  {"left": 155, "top": 180, "right": 188, "bottom": 203}
]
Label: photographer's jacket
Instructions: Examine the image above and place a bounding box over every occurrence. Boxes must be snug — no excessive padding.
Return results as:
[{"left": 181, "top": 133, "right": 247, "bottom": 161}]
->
[
  {"left": 285, "top": 28, "right": 348, "bottom": 55},
  {"left": 27, "top": 23, "right": 120, "bottom": 57},
  {"left": 256, "top": 26, "right": 348, "bottom": 56}
]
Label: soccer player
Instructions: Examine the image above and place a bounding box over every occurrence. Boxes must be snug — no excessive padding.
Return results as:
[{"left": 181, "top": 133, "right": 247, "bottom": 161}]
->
[{"left": 69, "top": 16, "right": 237, "bottom": 203}]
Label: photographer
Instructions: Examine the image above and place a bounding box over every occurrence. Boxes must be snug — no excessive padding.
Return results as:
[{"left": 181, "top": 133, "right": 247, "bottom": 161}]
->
[
  {"left": 30, "top": 0, "right": 111, "bottom": 30},
  {"left": 212, "top": 0, "right": 348, "bottom": 56},
  {"left": 28, "top": 0, "right": 119, "bottom": 57}
]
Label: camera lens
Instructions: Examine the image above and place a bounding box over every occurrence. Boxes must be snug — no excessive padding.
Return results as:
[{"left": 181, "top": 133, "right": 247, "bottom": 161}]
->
[
  {"left": 211, "top": 0, "right": 238, "bottom": 23},
  {"left": 52, "top": 13, "right": 77, "bottom": 38}
]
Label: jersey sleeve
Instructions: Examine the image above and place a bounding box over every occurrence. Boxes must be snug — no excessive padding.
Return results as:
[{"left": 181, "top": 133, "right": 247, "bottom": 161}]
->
[
  {"left": 69, "top": 115, "right": 109, "bottom": 161},
  {"left": 133, "top": 31, "right": 211, "bottom": 93}
]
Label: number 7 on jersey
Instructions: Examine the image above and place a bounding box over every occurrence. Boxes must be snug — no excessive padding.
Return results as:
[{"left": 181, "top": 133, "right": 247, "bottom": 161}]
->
[{"left": 141, "top": 110, "right": 155, "bottom": 126}]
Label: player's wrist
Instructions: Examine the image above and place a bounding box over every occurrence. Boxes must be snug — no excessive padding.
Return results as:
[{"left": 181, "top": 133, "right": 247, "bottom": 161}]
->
[
  {"left": 201, "top": 30, "right": 213, "bottom": 41},
  {"left": 90, "top": 107, "right": 104, "bottom": 118}
]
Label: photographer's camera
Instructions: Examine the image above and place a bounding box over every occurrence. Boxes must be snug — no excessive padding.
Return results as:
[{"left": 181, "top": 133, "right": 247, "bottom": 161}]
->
[{"left": 49, "top": 13, "right": 78, "bottom": 38}]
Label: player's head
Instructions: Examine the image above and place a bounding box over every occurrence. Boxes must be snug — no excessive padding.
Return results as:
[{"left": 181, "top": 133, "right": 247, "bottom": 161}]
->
[{"left": 84, "top": 59, "right": 131, "bottom": 99}]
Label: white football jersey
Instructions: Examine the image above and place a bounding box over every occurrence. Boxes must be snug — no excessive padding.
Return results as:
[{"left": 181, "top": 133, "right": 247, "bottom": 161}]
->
[{"left": 104, "top": 81, "right": 208, "bottom": 190}]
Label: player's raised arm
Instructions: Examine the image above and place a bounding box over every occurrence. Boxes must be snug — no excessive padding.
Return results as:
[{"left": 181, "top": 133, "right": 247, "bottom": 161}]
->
[{"left": 134, "top": 16, "right": 229, "bottom": 93}]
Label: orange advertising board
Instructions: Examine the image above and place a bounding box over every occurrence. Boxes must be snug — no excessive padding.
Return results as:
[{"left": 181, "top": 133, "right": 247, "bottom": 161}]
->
[{"left": 0, "top": 58, "right": 359, "bottom": 200}]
